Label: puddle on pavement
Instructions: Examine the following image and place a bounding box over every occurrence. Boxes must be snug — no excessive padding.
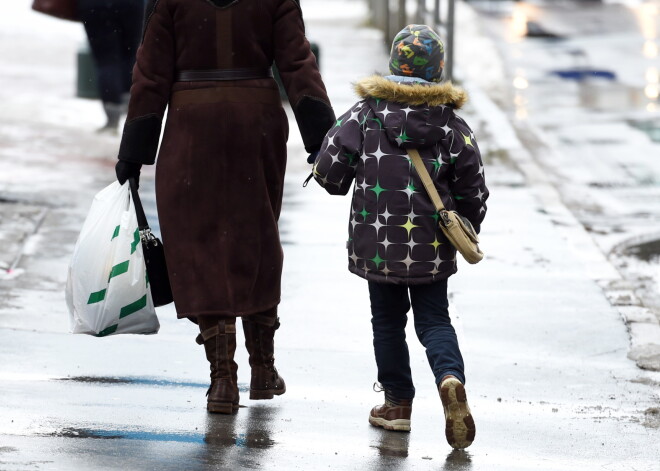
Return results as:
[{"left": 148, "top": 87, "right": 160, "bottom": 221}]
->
[
  {"left": 47, "top": 428, "right": 122, "bottom": 440},
  {"left": 204, "top": 407, "right": 278, "bottom": 450},
  {"left": 43, "top": 419, "right": 279, "bottom": 448},
  {"left": 622, "top": 238, "right": 660, "bottom": 262},
  {"left": 58, "top": 376, "right": 131, "bottom": 385},
  {"left": 443, "top": 449, "right": 474, "bottom": 470},
  {"left": 370, "top": 430, "right": 410, "bottom": 458}
]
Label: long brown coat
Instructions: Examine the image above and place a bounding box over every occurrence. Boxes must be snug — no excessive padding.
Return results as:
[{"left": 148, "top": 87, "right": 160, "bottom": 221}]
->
[{"left": 118, "top": 0, "right": 335, "bottom": 319}]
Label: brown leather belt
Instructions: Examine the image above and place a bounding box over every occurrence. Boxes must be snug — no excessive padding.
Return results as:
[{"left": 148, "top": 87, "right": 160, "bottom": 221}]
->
[
  {"left": 175, "top": 67, "right": 273, "bottom": 82},
  {"left": 170, "top": 86, "right": 281, "bottom": 107}
]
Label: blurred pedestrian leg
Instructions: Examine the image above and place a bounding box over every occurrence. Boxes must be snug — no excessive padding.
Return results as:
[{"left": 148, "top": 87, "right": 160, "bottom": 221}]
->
[{"left": 78, "top": 0, "right": 143, "bottom": 133}]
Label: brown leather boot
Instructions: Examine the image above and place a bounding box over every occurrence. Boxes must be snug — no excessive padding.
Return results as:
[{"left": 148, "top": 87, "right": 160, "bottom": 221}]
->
[
  {"left": 197, "top": 317, "right": 239, "bottom": 414},
  {"left": 241, "top": 310, "right": 286, "bottom": 400},
  {"left": 369, "top": 388, "right": 413, "bottom": 432}
]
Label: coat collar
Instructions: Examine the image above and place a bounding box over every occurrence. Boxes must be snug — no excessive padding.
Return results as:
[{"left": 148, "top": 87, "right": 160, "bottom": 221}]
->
[{"left": 354, "top": 75, "right": 468, "bottom": 109}]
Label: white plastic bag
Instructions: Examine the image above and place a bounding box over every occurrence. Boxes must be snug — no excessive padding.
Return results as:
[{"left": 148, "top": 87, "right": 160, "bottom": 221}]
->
[{"left": 66, "top": 182, "right": 159, "bottom": 336}]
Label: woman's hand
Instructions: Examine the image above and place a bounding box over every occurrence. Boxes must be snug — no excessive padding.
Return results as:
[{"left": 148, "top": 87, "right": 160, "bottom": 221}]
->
[{"left": 115, "top": 160, "right": 142, "bottom": 187}]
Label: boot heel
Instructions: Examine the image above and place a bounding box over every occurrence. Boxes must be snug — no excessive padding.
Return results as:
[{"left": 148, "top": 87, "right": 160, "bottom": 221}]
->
[
  {"left": 207, "top": 401, "right": 237, "bottom": 414},
  {"left": 249, "top": 389, "right": 275, "bottom": 400}
]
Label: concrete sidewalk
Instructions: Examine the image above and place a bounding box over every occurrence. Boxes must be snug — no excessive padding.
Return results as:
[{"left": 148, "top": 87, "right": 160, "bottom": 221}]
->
[{"left": 1, "top": 1, "right": 659, "bottom": 470}]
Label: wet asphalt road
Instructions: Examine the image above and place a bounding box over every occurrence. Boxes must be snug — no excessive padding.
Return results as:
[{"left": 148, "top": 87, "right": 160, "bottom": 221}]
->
[{"left": 2, "top": 169, "right": 660, "bottom": 470}]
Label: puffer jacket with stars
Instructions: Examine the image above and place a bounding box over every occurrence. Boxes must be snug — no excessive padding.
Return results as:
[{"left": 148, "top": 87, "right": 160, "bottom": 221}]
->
[{"left": 312, "top": 75, "right": 489, "bottom": 285}]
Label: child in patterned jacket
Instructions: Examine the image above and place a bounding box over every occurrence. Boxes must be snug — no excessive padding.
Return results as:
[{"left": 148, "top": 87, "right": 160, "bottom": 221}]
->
[{"left": 311, "top": 25, "right": 488, "bottom": 449}]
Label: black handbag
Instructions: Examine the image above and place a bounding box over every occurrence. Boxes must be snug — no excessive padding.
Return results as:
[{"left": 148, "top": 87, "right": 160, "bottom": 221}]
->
[{"left": 128, "top": 178, "right": 174, "bottom": 307}]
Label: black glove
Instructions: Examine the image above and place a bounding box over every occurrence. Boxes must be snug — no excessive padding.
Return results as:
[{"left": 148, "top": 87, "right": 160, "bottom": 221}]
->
[
  {"left": 115, "top": 160, "right": 142, "bottom": 187},
  {"left": 307, "top": 150, "right": 320, "bottom": 164}
]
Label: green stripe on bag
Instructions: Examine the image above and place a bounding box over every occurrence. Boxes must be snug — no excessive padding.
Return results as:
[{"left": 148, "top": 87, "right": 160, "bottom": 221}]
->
[
  {"left": 87, "top": 289, "right": 107, "bottom": 304},
  {"left": 130, "top": 228, "right": 140, "bottom": 254},
  {"left": 120, "top": 295, "right": 147, "bottom": 319},
  {"left": 108, "top": 261, "right": 129, "bottom": 281},
  {"left": 96, "top": 324, "right": 118, "bottom": 337},
  {"left": 111, "top": 226, "right": 120, "bottom": 241}
]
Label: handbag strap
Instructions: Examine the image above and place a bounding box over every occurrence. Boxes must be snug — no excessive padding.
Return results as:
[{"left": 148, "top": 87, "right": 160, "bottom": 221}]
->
[
  {"left": 128, "top": 178, "right": 150, "bottom": 231},
  {"left": 406, "top": 149, "right": 446, "bottom": 213}
]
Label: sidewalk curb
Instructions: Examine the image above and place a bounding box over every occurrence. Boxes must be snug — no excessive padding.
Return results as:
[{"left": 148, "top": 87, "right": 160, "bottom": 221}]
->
[{"left": 465, "top": 83, "right": 660, "bottom": 371}]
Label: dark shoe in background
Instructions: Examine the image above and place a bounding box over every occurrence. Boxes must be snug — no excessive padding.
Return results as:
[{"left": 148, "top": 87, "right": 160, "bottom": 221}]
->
[
  {"left": 439, "top": 376, "right": 475, "bottom": 449},
  {"left": 98, "top": 102, "right": 122, "bottom": 134}
]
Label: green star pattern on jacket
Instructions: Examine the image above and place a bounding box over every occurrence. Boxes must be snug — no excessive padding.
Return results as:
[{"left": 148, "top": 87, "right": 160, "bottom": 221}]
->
[
  {"left": 369, "top": 180, "right": 387, "bottom": 199},
  {"left": 359, "top": 206, "right": 371, "bottom": 220},
  {"left": 370, "top": 251, "right": 386, "bottom": 269}
]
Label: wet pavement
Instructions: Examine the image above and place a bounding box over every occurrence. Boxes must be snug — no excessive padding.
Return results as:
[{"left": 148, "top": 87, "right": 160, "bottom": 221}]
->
[
  {"left": 2, "top": 0, "right": 660, "bottom": 470},
  {"left": 460, "top": 0, "right": 660, "bottom": 371}
]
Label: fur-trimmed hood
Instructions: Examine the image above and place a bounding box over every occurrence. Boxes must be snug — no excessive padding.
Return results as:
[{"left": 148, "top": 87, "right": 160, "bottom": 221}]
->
[
  {"left": 354, "top": 75, "right": 467, "bottom": 109},
  {"left": 352, "top": 75, "right": 468, "bottom": 150}
]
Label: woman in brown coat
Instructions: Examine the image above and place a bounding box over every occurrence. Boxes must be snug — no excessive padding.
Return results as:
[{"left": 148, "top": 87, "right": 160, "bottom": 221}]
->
[{"left": 114, "top": 0, "right": 335, "bottom": 413}]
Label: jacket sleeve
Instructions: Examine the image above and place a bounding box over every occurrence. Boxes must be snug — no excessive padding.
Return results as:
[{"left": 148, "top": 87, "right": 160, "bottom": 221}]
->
[
  {"left": 273, "top": 0, "right": 335, "bottom": 153},
  {"left": 118, "top": 0, "right": 175, "bottom": 165},
  {"left": 447, "top": 115, "right": 488, "bottom": 233},
  {"left": 312, "top": 103, "right": 364, "bottom": 196}
]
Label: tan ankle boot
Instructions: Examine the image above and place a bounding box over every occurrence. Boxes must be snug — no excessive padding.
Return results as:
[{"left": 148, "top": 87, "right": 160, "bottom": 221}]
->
[{"left": 439, "top": 377, "right": 475, "bottom": 449}]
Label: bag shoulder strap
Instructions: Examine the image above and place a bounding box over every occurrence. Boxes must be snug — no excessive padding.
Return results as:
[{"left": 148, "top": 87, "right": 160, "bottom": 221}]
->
[
  {"left": 406, "top": 149, "right": 446, "bottom": 213},
  {"left": 128, "top": 178, "right": 150, "bottom": 231}
]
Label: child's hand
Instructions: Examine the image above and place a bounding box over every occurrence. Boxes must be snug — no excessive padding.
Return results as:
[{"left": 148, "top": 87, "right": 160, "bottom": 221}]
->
[{"left": 307, "top": 151, "right": 319, "bottom": 164}]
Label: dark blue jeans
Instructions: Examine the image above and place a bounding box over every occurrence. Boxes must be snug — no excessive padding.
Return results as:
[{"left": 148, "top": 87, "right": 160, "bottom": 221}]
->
[{"left": 368, "top": 280, "right": 465, "bottom": 400}]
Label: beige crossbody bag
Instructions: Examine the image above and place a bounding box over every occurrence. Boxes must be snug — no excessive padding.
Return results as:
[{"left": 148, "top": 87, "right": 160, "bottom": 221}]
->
[{"left": 407, "top": 149, "right": 484, "bottom": 264}]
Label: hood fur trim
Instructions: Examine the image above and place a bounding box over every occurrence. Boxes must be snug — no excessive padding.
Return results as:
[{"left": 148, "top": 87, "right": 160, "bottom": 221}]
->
[{"left": 354, "top": 75, "right": 468, "bottom": 109}]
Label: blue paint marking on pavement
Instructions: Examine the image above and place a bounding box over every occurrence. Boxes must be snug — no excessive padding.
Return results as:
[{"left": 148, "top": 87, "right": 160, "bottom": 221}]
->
[
  {"left": 114, "top": 430, "right": 206, "bottom": 443},
  {"left": 116, "top": 377, "right": 251, "bottom": 392},
  {"left": 83, "top": 429, "right": 206, "bottom": 443},
  {"left": 122, "top": 377, "right": 208, "bottom": 389},
  {"left": 235, "top": 433, "right": 248, "bottom": 448},
  {"left": 549, "top": 69, "right": 617, "bottom": 81}
]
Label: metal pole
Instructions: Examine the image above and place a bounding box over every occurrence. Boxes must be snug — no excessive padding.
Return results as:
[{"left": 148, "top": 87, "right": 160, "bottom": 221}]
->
[
  {"left": 398, "top": 0, "right": 407, "bottom": 29},
  {"left": 434, "top": 0, "right": 441, "bottom": 24},
  {"left": 385, "top": 0, "right": 392, "bottom": 44},
  {"left": 446, "top": 0, "right": 455, "bottom": 82},
  {"left": 417, "top": 0, "right": 425, "bottom": 23}
]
